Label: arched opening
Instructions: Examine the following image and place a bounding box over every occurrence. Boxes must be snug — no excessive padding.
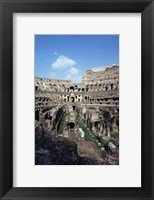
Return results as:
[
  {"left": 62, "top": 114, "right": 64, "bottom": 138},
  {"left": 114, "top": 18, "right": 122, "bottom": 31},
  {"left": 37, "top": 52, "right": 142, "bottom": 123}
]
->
[
  {"left": 35, "top": 110, "right": 39, "bottom": 121},
  {"left": 71, "top": 97, "right": 75, "bottom": 102},
  {"left": 74, "top": 85, "right": 78, "bottom": 92},
  {"left": 35, "top": 86, "right": 38, "bottom": 91},
  {"left": 45, "top": 112, "right": 52, "bottom": 120},
  {"left": 62, "top": 85, "right": 66, "bottom": 92},
  {"left": 68, "top": 122, "right": 75, "bottom": 129},
  {"left": 70, "top": 86, "right": 74, "bottom": 92},
  {"left": 111, "top": 83, "right": 113, "bottom": 90},
  {"left": 94, "top": 121, "right": 100, "bottom": 129},
  {"left": 72, "top": 106, "right": 76, "bottom": 111}
]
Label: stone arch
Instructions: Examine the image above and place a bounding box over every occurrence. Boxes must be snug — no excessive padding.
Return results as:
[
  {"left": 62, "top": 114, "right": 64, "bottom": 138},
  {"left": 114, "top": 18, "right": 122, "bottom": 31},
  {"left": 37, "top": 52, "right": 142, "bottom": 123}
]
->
[
  {"left": 35, "top": 86, "right": 38, "bottom": 91},
  {"left": 70, "top": 86, "right": 74, "bottom": 92},
  {"left": 35, "top": 109, "right": 39, "bottom": 121},
  {"left": 70, "top": 96, "right": 75, "bottom": 102},
  {"left": 68, "top": 122, "right": 75, "bottom": 129}
]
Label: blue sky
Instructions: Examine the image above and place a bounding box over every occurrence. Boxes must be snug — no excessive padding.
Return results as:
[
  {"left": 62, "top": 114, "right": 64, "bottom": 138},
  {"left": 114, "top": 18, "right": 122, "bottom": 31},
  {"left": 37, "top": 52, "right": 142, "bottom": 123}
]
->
[{"left": 35, "top": 35, "right": 119, "bottom": 83}]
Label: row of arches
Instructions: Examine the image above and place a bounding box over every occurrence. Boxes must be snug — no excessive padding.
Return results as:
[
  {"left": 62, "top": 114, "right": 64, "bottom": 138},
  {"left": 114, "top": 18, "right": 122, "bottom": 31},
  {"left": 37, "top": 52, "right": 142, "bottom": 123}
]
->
[
  {"left": 35, "top": 94, "right": 119, "bottom": 107},
  {"left": 35, "top": 82, "right": 119, "bottom": 93}
]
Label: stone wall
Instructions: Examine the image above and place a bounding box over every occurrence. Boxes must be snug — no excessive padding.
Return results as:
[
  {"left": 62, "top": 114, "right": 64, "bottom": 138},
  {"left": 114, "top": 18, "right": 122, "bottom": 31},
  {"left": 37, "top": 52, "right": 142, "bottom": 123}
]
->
[
  {"left": 35, "top": 65, "right": 119, "bottom": 107},
  {"left": 82, "top": 64, "right": 119, "bottom": 84}
]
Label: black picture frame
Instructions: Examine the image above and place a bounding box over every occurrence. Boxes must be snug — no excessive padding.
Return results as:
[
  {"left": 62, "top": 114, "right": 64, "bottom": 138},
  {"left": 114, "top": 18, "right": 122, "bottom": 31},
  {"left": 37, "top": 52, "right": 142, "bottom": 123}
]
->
[{"left": 0, "top": 0, "right": 154, "bottom": 199}]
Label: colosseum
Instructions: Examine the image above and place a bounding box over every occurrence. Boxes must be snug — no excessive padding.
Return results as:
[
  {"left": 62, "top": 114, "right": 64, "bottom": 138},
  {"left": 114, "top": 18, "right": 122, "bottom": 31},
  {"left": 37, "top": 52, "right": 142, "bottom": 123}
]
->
[{"left": 35, "top": 64, "right": 119, "bottom": 165}]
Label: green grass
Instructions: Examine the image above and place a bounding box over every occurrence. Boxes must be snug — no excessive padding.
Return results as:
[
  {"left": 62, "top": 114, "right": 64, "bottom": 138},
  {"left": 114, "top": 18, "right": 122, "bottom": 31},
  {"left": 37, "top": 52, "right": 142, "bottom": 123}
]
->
[
  {"left": 76, "top": 116, "right": 94, "bottom": 141},
  {"left": 101, "top": 150, "right": 107, "bottom": 158},
  {"left": 77, "top": 116, "right": 109, "bottom": 159},
  {"left": 57, "top": 116, "right": 64, "bottom": 135},
  {"left": 110, "top": 132, "right": 119, "bottom": 139}
]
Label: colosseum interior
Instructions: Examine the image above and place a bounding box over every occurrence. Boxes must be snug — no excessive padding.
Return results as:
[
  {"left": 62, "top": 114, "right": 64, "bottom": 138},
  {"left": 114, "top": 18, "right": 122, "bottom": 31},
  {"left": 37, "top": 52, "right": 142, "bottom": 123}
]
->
[{"left": 35, "top": 64, "right": 119, "bottom": 165}]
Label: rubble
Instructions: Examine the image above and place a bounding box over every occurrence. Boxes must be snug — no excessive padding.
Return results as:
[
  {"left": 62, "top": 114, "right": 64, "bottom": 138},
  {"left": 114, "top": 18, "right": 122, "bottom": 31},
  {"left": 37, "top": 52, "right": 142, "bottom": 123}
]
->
[
  {"left": 35, "top": 127, "right": 105, "bottom": 165},
  {"left": 35, "top": 65, "right": 119, "bottom": 165}
]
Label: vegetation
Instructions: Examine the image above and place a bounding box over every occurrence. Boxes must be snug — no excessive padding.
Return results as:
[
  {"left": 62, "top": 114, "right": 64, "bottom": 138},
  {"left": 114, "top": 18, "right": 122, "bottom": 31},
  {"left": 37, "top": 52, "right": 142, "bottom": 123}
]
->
[
  {"left": 76, "top": 115, "right": 119, "bottom": 160},
  {"left": 110, "top": 132, "right": 119, "bottom": 139},
  {"left": 57, "top": 116, "right": 65, "bottom": 135},
  {"left": 101, "top": 150, "right": 107, "bottom": 158},
  {"left": 77, "top": 116, "right": 94, "bottom": 141}
]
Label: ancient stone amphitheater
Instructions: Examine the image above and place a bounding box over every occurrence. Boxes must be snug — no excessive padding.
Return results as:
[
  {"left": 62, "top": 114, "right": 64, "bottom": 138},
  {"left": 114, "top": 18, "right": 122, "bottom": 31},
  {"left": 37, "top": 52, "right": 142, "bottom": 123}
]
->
[{"left": 35, "top": 64, "right": 119, "bottom": 165}]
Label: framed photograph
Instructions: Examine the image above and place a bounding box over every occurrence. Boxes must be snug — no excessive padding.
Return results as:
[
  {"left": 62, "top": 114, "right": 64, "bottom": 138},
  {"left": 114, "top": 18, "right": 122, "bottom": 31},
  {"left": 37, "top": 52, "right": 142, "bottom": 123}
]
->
[
  {"left": 0, "top": 0, "right": 154, "bottom": 199},
  {"left": 35, "top": 34, "right": 120, "bottom": 166}
]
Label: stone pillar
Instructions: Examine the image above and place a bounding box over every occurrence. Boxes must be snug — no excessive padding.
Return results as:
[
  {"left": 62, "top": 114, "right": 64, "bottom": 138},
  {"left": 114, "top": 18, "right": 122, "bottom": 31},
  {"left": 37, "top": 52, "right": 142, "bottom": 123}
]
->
[{"left": 107, "top": 127, "right": 110, "bottom": 137}]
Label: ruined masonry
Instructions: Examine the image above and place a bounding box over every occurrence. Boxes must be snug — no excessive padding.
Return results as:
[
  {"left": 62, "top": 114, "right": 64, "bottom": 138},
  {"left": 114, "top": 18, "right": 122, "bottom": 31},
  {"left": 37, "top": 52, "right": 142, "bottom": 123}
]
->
[{"left": 35, "top": 64, "right": 119, "bottom": 165}]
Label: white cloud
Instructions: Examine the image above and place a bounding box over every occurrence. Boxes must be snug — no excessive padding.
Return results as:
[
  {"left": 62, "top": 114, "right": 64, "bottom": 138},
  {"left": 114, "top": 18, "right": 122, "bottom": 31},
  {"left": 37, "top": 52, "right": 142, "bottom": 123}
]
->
[
  {"left": 66, "top": 67, "right": 78, "bottom": 80},
  {"left": 50, "top": 55, "right": 81, "bottom": 83},
  {"left": 68, "top": 67, "right": 79, "bottom": 75},
  {"left": 65, "top": 67, "right": 81, "bottom": 83},
  {"left": 52, "top": 55, "right": 76, "bottom": 69}
]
